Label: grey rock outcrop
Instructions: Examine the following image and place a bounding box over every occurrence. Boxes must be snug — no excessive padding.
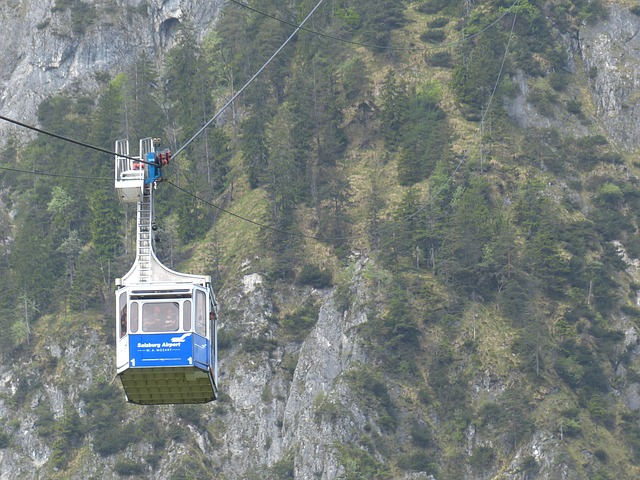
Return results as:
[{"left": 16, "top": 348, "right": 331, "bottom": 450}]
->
[
  {"left": 216, "top": 258, "right": 371, "bottom": 479},
  {"left": 0, "top": 0, "right": 222, "bottom": 145},
  {"left": 579, "top": 4, "right": 640, "bottom": 147}
]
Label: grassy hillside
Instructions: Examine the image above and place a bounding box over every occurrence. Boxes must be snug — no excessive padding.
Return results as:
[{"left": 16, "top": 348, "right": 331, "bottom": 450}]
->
[{"left": 3, "top": 0, "right": 640, "bottom": 478}]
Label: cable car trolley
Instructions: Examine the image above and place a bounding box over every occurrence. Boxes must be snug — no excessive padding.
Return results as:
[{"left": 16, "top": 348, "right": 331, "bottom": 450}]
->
[{"left": 114, "top": 138, "right": 219, "bottom": 405}]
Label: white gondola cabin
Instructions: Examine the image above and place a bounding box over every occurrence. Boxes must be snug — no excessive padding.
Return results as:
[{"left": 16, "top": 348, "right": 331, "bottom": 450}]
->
[{"left": 114, "top": 138, "right": 219, "bottom": 404}]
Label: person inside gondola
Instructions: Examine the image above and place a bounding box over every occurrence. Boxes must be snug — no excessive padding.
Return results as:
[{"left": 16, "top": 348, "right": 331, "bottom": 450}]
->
[
  {"left": 120, "top": 308, "right": 127, "bottom": 338},
  {"left": 164, "top": 305, "right": 179, "bottom": 331},
  {"left": 143, "top": 304, "right": 164, "bottom": 332}
]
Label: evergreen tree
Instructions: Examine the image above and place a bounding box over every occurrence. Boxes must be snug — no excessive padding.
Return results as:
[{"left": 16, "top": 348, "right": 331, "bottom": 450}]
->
[
  {"left": 252, "top": 9, "right": 291, "bottom": 103},
  {"left": 292, "top": 55, "right": 347, "bottom": 228},
  {"left": 287, "top": 65, "right": 316, "bottom": 176},
  {"left": 69, "top": 248, "right": 104, "bottom": 311},
  {"left": 523, "top": 228, "right": 569, "bottom": 296},
  {"left": 240, "top": 78, "right": 275, "bottom": 189},
  {"left": 380, "top": 70, "right": 406, "bottom": 151},
  {"left": 216, "top": 3, "right": 251, "bottom": 85},
  {"left": 388, "top": 187, "right": 427, "bottom": 265},
  {"left": 124, "top": 52, "right": 165, "bottom": 142},
  {"left": 317, "top": 163, "right": 352, "bottom": 252},
  {"left": 380, "top": 73, "right": 451, "bottom": 185},
  {"left": 264, "top": 105, "right": 303, "bottom": 277},
  {"left": 365, "top": 165, "right": 387, "bottom": 255},
  {"left": 10, "top": 205, "right": 61, "bottom": 309},
  {"left": 163, "top": 22, "right": 214, "bottom": 161},
  {"left": 90, "top": 74, "right": 126, "bottom": 151},
  {"left": 50, "top": 402, "right": 83, "bottom": 469},
  {"left": 89, "top": 185, "right": 121, "bottom": 260},
  {"left": 81, "top": 78, "right": 128, "bottom": 264},
  {"left": 396, "top": 90, "right": 450, "bottom": 186},
  {"left": 452, "top": 28, "right": 510, "bottom": 119},
  {"left": 341, "top": 57, "right": 370, "bottom": 102},
  {"left": 478, "top": 209, "right": 519, "bottom": 296},
  {"left": 47, "top": 186, "right": 76, "bottom": 244},
  {"left": 240, "top": 100, "right": 271, "bottom": 189},
  {"left": 350, "top": 0, "right": 407, "bottom": 52},
  {"left": 439, "top": 177, "right": 494, "bottom": 292},
  {"left": 207, "top": 126, "right": 232, "bottom": 195}
]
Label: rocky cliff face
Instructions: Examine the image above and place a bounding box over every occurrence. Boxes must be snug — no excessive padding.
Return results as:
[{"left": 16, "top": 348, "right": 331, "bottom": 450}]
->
[
  {"left": 0, "top": 256, "right": 382, "bottom": 479},
  {"left": 577, "top": 4, "right": 640, "bottom": 148},
  {"left": 4, "top": 2, "right": 640, "bottom": 479},
  {"left": 506, "top": 4, "right": 640, "bottom": 147},
  {"left": 0, "top": 0, "right": 222, "bottom": 144},
  {"left": 0, "top": 253, "right": 589, "bottom": 479},
  {"left": 217, "top": 261, "right": 372, "bottom": 479}
]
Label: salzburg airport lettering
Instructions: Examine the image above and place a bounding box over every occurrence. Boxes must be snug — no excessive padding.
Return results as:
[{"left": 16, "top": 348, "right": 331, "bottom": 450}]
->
[{"left": 137, "top": 342, "right": 181, "bottom": 349}]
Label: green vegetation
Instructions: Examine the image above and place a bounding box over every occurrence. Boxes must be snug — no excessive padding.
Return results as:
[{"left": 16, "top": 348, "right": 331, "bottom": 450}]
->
[
  {"left": 419, "top": 29, "right": 446, "bottom": 43},
  {"left": 345, "top": 364, "right": 397, "bottom": 432},
  {"left": 279, "top": 300, "right": 320, "bottom": 340},
  {"left": 114, "top": 458, "right": 147, "bottom": 476},
  {"left": 335, "top": 442, "right": 391, "bottom": 480},
  {"left": 52, "top": 0, "right": 97, "bottom": 35},
  {"left": 0, "top": 431, "right": 10, "bottom": 449},
  {"left": 4, "top": 0, "right": 640, "bottom": 478},
  {"left": 266, "top": 450, "right": 295, "bottom": 479},
  {"left": 296, "top": 263, "right": 333, "bottom": 289}
]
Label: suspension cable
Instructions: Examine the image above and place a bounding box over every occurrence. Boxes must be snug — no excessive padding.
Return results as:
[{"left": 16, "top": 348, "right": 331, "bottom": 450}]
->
[{"left": 172, "top": 0, "right": 327, "bottom": 160}]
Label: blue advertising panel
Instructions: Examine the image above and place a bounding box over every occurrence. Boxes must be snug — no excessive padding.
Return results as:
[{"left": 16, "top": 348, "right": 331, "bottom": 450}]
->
[
  {"left": 193, "top": 334, "right": 210, "bottom": 368},
  {"left": 129, "top": 333, "right": 193, "bottom": 368}
]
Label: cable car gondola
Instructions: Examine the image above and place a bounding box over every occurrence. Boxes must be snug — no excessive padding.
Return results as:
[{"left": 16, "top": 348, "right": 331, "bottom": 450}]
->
[{"left": 114, "top": 138, "right": 219, "bottom": 405}]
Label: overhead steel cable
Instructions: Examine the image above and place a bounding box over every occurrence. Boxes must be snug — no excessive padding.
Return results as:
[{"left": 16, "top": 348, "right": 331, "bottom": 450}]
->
[
  {"left": 479, "top": 0, "right": 519, "bottom": 171},
  {"left": 0, "top": 164, "right": 111, "bottom": 181},
  {"left": 166, "top": 180, "right": 321, "bottom": 239},
  {"left": 0, "top": 113, "right": 156, "bottom": 166},
  {"left": 172, "top": 0, "right": 327, "bottom": 160},
  {"left": 481, "top": 1, "right": 519, "bottom": 124},
  {"left": 166, "top": 154, "right": 466, "bottom": 242},
  {"left": 226, "top": 0, "right": 521, "bottom": 53},
  {"left": 0, "top": 0, "right": 520, "bottom": 245}
]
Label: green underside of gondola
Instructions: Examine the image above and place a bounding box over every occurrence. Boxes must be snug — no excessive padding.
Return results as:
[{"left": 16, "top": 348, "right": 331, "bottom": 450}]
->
[{"left": 119, "top": 366, "right": 217, "bottom": 405}]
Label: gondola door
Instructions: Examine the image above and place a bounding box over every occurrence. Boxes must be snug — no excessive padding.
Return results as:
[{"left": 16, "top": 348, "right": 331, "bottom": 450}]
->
[
  {"left": 192, "top": 288, "right": 209, "bottom": 370},
  {"left": 116, "top": 291, "right": 129, "bottom": 371}
]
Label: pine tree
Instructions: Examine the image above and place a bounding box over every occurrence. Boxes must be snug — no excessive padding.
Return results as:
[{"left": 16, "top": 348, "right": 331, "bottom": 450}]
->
[
  {"left": 240, "top": 105, "right": 271, "bottom": 189},
  {"left": 174, "top": 168, "right": 211, "bottom": 243},
  {"left": 91, "top": 74, "right": 126, "bottom": 150},
  {"left": 125, "top": 52, "right": 165, "bottom": 142},
  {"left": 10, "top": 205, "right": 62, "bottom": 309},
  {"left": 89, "top": 185, "right": 121, "bottom": 260},
  {"left": 438, "top": 177, "right": 494, "bottom": 292},
  {"left": 207, "top": 126, "right": 232, "bottom": 195},
  {"left": 395, "top": 88, "right": 450, "bottom": 185},
  {"left": 351, "top": 0, "right": 407, "bottom": 51},
  {"left": 265, "top": 105, "right": 303, "bottom": 277},
  {"left": 380, "top": 70, "right": 405, "bottom": 151},
  {"left": 365, "top": 165, "right": 387, "bottom": 255},
  {"left": 164, "top": 22, "right": 214, "bottom": 150},
  {"left": 452, "top": 29, "right": 510, "bottom": 119}
]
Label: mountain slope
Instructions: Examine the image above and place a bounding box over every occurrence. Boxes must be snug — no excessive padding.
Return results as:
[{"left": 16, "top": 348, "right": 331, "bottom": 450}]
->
[{"left": 3, "top": 1, "right": 640, "bottom": 479}]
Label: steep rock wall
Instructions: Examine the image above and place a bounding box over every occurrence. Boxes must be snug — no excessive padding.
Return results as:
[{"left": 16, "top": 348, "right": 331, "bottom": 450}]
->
[
  {"left": 0, "top": 258, "right": 380, "bottom": 479},
  {"left": 0, "top": 0, "right": 222, "bottom": 144},
  {"left": 216, "top": 258, "right": 372, "bottom": 479},
  {"left": 579, "top": 4, "right": 640, "bottom": 148}
]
